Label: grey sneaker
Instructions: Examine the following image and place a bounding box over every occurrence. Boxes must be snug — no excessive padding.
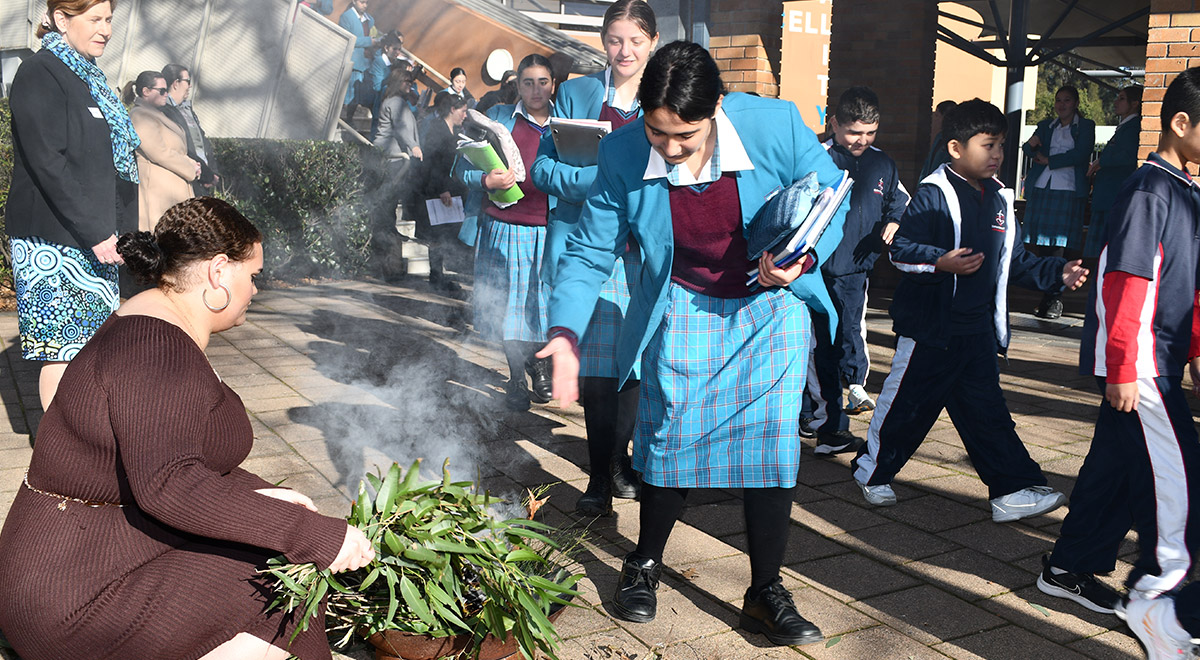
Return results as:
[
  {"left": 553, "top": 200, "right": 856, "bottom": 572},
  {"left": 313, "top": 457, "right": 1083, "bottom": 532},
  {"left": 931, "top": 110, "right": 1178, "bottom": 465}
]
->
[
  {"left": 857, "top": 481, "right": 897, "bottom": 506},
  {"left": 1125, "top": 596, "right": 1199, "bottom": 659},
  {"left": 990, "top": 486, "right": 1067, "bottom": 523}
]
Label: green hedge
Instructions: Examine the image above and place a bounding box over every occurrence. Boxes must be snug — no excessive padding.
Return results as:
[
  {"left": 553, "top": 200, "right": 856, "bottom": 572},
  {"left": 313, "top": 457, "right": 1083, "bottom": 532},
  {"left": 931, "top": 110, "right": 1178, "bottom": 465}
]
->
[{"left": 211, "top": 138, "right": 383, "bottom": 280}]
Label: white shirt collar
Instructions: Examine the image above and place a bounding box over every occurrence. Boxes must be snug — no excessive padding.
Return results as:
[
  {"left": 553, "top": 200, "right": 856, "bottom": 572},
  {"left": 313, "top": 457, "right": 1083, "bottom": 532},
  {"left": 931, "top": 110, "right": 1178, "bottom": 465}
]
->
[
  {"left": 511, "top": 100, "right": 551, "bottom": 127},
  {"left": 1119, "top": 113, "right": 1139, "bottom": 127},
  {"left": 603, "top": 67, "right": 639, "bottom": 113},
  {"left": 643, "top": 106, "right": 755, "bottom": 184}
]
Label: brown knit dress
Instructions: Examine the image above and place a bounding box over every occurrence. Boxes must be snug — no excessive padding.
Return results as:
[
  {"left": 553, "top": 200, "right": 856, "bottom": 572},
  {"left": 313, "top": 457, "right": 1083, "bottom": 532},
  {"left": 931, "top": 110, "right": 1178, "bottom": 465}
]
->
[{"left": 0, "top": 315, "right": 348, "bottom": 660}]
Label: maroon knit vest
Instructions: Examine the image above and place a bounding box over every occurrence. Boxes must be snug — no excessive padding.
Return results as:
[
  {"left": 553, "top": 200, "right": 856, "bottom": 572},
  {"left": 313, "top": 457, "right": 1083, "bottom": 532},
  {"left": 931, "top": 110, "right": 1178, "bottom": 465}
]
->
[{"left": 669, "top": 173, "right": 753, "bottom": 298}]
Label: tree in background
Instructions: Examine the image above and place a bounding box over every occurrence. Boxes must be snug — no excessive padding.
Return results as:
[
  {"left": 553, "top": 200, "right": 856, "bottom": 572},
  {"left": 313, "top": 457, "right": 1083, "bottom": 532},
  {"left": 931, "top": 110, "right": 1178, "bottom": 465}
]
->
[{"left": 1027, "top": 54, "right": 1142, "bottom": 127}]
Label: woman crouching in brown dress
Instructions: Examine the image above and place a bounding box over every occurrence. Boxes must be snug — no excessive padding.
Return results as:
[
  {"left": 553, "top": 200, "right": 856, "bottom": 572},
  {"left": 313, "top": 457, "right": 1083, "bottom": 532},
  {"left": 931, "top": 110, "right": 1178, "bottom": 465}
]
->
[{"left": 0, "top": 198, "right": 373, "bottom": 660}]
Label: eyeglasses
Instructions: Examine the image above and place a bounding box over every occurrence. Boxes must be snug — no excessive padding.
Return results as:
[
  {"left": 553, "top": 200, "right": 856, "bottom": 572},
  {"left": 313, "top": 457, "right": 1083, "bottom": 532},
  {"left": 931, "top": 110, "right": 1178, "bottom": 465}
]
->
[{"left": 152, "top": 87, "right": 168, "bottom": 94}]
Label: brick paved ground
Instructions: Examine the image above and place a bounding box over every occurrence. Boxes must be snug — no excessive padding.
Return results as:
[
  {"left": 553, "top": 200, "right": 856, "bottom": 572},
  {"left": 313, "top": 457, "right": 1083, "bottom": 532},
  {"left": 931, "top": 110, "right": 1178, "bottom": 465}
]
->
[{"left": 0, "top": 275, "right": 1185, "bottom": 660}]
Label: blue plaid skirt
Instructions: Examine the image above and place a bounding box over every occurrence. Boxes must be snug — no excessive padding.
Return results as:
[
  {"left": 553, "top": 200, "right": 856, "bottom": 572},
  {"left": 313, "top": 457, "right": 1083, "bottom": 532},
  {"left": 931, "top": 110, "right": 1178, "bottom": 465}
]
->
[
  {"left": 579, "top": 250, "right": 642, "bottom": 379},
  {"left": 1023, "top": 187, "right": 1087, "bottom": 249},
  {"left": 634, "top": 282, "right": 810, "bottom": 489},
  {"left": 11, "top": 236, "right": 119, "bottom": 361},
  {"left": 472, "top": 216, "right": 547, "bottom": 343}
]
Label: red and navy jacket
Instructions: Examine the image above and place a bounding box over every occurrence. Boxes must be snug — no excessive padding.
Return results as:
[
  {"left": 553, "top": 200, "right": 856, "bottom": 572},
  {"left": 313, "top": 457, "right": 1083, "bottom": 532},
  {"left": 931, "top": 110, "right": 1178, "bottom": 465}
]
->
[
  {"left": 1080, "top": 152, "right": 1200, "bottom": 381},
  {"left": 821, "top": 140, "right": 910, "bottom": 276},
  {"left": 888, "top": 164, "right": 1065, "bottom": 353}
]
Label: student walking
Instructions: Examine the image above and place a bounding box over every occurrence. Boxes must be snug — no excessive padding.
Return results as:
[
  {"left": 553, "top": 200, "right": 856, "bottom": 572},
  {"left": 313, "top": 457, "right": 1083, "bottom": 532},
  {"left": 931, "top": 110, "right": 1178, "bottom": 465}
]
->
[
  {"left": 852, "top": 100, "right": 1087, "bottom": 523},
  {"left": 460, "top": 54, "right": 558, "bottom": 410},
  {"left": 538, "top": 41, "right": 849, "bottom": 647},
  {"left": 531, "top": 0, "right": 659, "bottom": 516},
  {"left": 1036, "top": 72, "right": 1200, "bottom": 660},
  {"left": 805, "top": 86, "right": 908, "bottom": 455}
]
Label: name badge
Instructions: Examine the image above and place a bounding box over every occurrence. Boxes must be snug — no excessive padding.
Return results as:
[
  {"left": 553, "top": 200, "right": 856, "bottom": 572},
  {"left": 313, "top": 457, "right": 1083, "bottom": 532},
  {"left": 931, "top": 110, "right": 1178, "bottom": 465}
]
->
[{"left": 88, "top": 107, "right": 103, "bottom": 119}]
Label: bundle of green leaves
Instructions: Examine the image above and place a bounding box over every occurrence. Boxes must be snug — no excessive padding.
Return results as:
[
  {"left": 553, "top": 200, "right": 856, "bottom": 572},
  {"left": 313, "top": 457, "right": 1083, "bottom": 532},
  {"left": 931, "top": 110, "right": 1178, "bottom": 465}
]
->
[{"left": 263, "top": 460, "right": 583, "bottom": 660}]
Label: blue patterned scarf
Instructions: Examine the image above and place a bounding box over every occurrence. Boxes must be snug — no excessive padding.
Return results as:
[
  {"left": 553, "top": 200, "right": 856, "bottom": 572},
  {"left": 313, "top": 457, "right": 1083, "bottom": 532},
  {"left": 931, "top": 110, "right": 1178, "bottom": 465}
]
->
[{"left": 42, "top": 31, "right": 140, "bottom": 183}]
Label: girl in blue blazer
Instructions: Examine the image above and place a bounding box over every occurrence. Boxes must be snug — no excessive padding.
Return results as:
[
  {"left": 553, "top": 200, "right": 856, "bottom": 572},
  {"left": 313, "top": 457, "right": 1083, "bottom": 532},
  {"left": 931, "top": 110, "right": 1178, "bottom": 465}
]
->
[
  {"left": 530, "top": 0, "right": 659, "bottom": 516},
  {"left": 1021, "top": 85, "right": 1096, "bottom": 318},
  {"left": 457, "top": 55, "right": 558, "bottom": 410},
  {"left": 1084, "top": 85, "right": 1142, "bottom": 258},
  {"left": 538, "top": 41, "right": 848, "bottom": 647}
]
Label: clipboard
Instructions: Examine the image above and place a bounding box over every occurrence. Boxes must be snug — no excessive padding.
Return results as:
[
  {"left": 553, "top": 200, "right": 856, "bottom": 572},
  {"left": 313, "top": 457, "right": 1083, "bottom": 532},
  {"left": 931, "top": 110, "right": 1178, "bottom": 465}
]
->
[{"left": 550, "top": 118, "right": 611, "bottom": 167}]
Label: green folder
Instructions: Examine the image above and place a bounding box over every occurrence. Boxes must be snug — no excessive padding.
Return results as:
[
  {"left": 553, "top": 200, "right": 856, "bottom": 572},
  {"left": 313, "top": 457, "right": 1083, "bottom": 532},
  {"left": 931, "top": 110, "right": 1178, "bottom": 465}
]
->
[{"left": 457, "top": 142, "right": 524, "bottom": 205}]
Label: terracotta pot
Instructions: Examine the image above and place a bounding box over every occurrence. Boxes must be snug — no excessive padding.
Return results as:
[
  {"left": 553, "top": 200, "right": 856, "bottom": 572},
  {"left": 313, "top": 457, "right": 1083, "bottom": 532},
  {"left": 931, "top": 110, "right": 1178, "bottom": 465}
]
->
[{"left": 367, "top": 600, "right": 570, "bottom": 660}]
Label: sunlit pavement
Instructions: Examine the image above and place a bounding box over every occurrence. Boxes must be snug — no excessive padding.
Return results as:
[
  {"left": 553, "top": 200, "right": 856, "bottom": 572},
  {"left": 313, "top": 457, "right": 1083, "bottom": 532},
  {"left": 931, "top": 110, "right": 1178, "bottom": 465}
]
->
[{"left": 1, "top": 272, "right": 1186, "bottom": 660}]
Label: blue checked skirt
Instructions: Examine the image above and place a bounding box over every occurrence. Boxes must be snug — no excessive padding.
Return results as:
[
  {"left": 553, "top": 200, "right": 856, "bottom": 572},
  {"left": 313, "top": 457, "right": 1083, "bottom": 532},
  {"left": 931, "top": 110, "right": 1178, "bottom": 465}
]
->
[
  {"left": 11, "top": 236, "right": 119, "bottom": 361},
  {"left": 1023, "top": 187, "right": 1087, "bottom": 249},
  {"left": 472, "top": 216, "right": 548, "bottom": 343},
  {"left": 634, "top": 282, "right": 810, "bottom": 489},
  {"left": 579, "top": 249, "right": 642, "bottom": 379}
]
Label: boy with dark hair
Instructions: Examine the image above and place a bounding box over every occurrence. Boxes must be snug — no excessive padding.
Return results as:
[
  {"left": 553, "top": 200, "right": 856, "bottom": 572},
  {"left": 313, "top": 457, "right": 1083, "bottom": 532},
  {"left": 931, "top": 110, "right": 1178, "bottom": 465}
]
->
[
  {"left": 851, "top": 99, "right": 1088, "bottom": 523},
  {"left": 1036, "top": 70, "right": 1200, "bottom": 657},
  {"left": 806, "top": 86, "right": 909, "bottom": 456}
]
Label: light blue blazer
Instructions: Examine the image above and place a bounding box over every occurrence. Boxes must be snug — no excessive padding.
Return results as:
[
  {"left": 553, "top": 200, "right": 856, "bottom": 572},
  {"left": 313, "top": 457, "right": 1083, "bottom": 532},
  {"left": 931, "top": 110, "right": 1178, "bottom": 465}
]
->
[
  {"left": 531, "top": 71, "right": 612, "bottom": 283},
  {"left": 455, "top": 104, "right": 559, "bottom": 244},
  {"left": 338, "top": 9, "right": 374, "bottom": 72},
  {"left": 548, "top": 93, "right": 850, "bottom": 386},
  {"left": 1022, "top": 114, "right": 1096, "bottom": 199}
]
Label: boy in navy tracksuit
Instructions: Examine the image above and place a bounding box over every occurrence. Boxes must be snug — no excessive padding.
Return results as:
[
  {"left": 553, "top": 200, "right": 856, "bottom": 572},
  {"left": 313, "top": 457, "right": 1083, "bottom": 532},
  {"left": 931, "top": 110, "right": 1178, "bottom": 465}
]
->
[
  {"left": 805, "top": 87, "right": 910, "bottom": 456},
  {"left": 851, "top": 99, "right": 1089, "bottom": 523},
  {"left": 1036, "top": 69, "right": 1200, "bottom": 657}
]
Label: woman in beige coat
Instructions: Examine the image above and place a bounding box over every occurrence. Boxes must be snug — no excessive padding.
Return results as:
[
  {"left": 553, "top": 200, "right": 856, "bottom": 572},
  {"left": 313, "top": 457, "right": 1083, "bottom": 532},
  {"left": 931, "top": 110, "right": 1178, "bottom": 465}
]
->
[{"left": 123, "top": 71, "right": 199, "bottom": 231}]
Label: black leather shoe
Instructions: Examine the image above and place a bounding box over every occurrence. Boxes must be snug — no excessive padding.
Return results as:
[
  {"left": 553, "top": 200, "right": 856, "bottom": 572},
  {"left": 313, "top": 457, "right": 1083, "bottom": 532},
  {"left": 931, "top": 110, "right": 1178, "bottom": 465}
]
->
[
  {"left": 740, "top": 578, "right": 823, "bottom": 646},
  {"left": 612, "top": 554, "right": 662, "bottom": 623},
  {"left": 525, "top": 356, "right": 553, "bottom": 404},
  {"left": 1035, "top": 295, "right": 1063, "bottom": 319},
  {"left": 610, "top": 455, "right": 641, "bottom": 500},
  {"left": 575, "top": 479, "right": 612, "bottom": 517}
]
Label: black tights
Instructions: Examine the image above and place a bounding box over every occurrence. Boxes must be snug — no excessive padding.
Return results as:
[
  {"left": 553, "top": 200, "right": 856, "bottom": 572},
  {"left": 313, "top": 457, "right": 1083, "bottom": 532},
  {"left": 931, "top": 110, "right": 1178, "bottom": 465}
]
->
[
  {"left": 635, "top": 483, "right": 795, "bottom": 595},
  {"left": 502, "top": 341, "right": 539, "bottom": 388},
  {"left": 581, "top": 376, "right": 639, "bottom": 486}
]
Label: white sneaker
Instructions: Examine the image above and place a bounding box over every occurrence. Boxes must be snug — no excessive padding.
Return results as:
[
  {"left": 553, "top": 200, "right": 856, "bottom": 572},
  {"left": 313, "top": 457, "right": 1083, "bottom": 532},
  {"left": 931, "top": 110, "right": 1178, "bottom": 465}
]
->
[
  {"left": 1125, "top": 596, "right": 1198, "bottom": 659},
  {"left": 857, "top": 481, "right": 897, "bottom": 506},
  {"left": 990, "top": 486, "right": 1067, "bottom": 523},
  {"left": 845, "top": 384, "right": 875, "bottom": 414}
]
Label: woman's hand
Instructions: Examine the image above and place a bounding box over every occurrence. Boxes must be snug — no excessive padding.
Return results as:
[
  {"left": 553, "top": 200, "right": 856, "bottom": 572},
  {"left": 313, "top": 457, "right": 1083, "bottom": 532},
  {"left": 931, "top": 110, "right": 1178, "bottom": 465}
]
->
[
  {"left": 881, "top": 221, "right": 900, "bottom": 245},
  {"left": 1106, "top": 381, "right": 1139, "bottom": 413},
  {"left": 757, "top": 252, "right": 809, "bottom": 288},
  {"left": 329, "top": 525, "right": 375, "bottom": 573},
  {"left": 255, "top": 488, "right": 318, "bottom": 512},
  {"left": 193, "top": 160, "right": 202, "bottom": 181},
  {"left": 935, "top": 247, "right": 983, "bottom": 275},
  {"left": 412, "top": 147, "right": 423, "bottom": 161},
  {"left": 1062, "top": 259, "right": 1089, "bottom": 290},
  {"left": 1026, "top": 135, "right": 1042, "bottom": 150},
  {"left": 1033, "top": 154, "right": 1049, "bottom": 166},
  {"left": 484, "top": 168, "right": 515, "bottom": 191},
  {"left": 439, "top": 191, "right": 453, "bottom": 206},
  {"left": 1087, "top": 161, "right": 1101, "bottom": 178},
  {"left": 535, "top": 336, "right": 580, "bottom": 408},
  {"left": 92, "top": 235, "right": 124, "bottom": 266}
]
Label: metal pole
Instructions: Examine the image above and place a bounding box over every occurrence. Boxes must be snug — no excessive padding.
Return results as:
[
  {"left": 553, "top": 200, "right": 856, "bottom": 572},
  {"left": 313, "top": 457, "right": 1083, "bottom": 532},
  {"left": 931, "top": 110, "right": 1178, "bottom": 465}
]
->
[{"left": 1001, "top": 0, "right": 1027, "bottom": 188}]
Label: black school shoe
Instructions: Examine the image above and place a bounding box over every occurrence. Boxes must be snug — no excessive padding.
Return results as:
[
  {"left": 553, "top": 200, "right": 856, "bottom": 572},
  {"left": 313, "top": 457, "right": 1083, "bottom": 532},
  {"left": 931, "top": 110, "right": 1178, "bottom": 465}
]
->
[
  {"left": 1035, "top": 295, "right": 1063, "bottom": 320},
  {"left": 574, "top": 478, "right": 613, "bottom": 517},
  {"left": 739, "top": 578, "right": 824, "bottom": 646},
  {"left": 612, "top": 554, "right": 662, "bottom": 623},
  {"left": 1035, "top": 554, "right": 1121, "bottom": 614},
  {"left": 525, "top": 356, "right": 553, "bottom": 404},
  {"left": 610, "top": 455, "right": 641, "bottom": 500}
]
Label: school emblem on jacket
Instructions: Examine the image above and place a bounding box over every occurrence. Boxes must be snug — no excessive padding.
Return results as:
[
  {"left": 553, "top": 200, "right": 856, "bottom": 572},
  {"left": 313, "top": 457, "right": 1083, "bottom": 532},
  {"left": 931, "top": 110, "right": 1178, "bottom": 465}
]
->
[
  {"left": 991, "top": 210, "right": 1007, "bottom": 232},
  {"left": 873, "top": 177, "right": 885, "bottom": 196}
]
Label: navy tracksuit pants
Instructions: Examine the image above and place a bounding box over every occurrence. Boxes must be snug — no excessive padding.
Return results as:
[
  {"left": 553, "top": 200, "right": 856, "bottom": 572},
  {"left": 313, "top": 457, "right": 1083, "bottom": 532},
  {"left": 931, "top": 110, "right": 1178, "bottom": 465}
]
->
[
  {"left": 1048, "top": 375, "right": 1200, "bottom": 634},
  {"left": 805, "top": 271, "right": 870, "bottom": 434},
  {"left": 852, "top": 332, "right": 1047, "bottom": 500}
]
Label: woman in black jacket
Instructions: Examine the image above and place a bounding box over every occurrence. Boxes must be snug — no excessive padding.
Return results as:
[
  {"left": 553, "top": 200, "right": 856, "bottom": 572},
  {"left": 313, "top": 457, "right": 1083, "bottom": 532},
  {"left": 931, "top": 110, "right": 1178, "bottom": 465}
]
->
[
  {"left": 6, "top": 0, "right": 138, "bottom": 410},
  {"left": 418, "top": 91, "right": 469, "bottom": 293}
]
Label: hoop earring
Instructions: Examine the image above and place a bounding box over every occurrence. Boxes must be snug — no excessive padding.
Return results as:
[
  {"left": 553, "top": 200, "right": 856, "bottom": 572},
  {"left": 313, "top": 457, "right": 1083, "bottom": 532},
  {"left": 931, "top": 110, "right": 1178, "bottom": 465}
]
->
[{"left": 202, "top": 283, "right": 231, "bottom": 312}]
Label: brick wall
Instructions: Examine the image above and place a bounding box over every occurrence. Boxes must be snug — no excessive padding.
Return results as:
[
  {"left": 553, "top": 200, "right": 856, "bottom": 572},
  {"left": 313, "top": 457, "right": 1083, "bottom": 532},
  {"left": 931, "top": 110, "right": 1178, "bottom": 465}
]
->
[
  {"left": 708, "top": 2, "right": 782, "bottom": 96},
  {"left": 826, "top": 0, "right": 939, "bottom": 189},
  {"left": 1143, "top": 2, "right": 1200, "bottom": 161}
]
